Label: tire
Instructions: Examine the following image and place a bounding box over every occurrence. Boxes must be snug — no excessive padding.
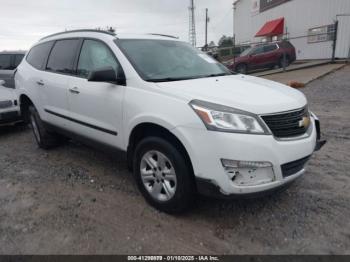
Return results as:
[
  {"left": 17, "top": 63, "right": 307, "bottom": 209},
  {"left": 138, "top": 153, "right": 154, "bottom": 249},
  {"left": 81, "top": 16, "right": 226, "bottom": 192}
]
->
[
  {"left": 133, "top": 137, "right": 196, "bottom": 214},
  {"left": 279, "top": 56, "right": 290, "bottom": 68},
  {"left": 28, "top": 105, "right": 63, "bottom": 149},
  {"left": 235, "top": 63, "right": 247, "bottom": 74}
]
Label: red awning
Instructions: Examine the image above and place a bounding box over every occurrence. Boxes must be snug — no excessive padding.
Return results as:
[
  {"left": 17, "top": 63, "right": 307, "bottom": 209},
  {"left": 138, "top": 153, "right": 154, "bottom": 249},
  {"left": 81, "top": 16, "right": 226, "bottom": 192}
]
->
[{"left": 255, "top": 18, "right": 284, "bottom": 37}]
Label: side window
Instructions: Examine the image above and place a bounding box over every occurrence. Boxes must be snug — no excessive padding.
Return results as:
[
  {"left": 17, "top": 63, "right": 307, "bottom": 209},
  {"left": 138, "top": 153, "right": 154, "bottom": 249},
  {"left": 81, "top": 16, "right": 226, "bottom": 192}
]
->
[
  {"left": 280, "top": 41, "right": 293, "bottom": 49},
  {"left": 26, "top": 42, "right": 54, "bottom": 70},
  {"left": 14, "top": 54, "right": 25, "bottom": 67},
  {"left": 264, "top": 44, "right": 277, "bottom": 53},
  {"left": 251, "top": 46, "right": 264, "bottom": 55},
  {"left": 77, "top": 40, "right": 119, "bottom": 78},
  {"left": 46, "top": 39, "right": 80, "bottom": 74},
  {"left": 0, "top": 54, "right": 13, "bottom": 70}
]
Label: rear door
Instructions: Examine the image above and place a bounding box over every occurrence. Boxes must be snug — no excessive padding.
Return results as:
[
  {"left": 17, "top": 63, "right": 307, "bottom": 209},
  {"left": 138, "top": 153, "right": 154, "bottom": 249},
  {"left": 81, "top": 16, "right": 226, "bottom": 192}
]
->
[
  {"left": 67, "top": 39, "right": 125, "bottom": 147},
  {"left": 41, "top": 39, "right": 81, "bottom": 127},
  {"left": 262, "top": 44, "right": 278, "bottom": 67},
  {"left": 249, "top": 46, "right": 265, "bottom": 69},
  {"left": 24, "top": 41, "right": 54, "bottom": 117}
]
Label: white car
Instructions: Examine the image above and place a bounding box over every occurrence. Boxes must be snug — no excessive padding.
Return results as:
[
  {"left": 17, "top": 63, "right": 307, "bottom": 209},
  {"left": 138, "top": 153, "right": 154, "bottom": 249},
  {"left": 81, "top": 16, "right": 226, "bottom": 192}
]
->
[
  {"left": 0, "top": 80, "right": 21, "bottom": 125},
  {"left": 15, "top": 30, "right": 325, "bottom": 213}
]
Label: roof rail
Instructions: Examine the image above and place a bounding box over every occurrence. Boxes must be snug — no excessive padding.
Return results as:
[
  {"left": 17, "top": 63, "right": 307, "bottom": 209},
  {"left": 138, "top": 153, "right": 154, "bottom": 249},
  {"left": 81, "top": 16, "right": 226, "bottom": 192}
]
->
[
  {"left": 40, "top": 29, "right": 116, "bottom": 41},
  {"left": 148, "top": 33, "right": 179, "bottom": 39}
]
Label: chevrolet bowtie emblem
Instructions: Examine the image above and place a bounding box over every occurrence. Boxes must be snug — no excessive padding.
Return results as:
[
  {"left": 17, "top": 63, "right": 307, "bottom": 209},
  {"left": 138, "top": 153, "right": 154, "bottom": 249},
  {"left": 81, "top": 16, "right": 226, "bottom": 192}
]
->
[{"left": 299, "top": 116, "right": 310, "bottom": 128}]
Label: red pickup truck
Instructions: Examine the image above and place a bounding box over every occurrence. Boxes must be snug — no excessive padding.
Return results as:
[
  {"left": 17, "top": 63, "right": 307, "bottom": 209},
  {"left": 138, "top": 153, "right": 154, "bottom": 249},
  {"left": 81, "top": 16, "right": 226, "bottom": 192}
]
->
[{"left": 226, "top": 41, "right": 296, "bottom": 74}]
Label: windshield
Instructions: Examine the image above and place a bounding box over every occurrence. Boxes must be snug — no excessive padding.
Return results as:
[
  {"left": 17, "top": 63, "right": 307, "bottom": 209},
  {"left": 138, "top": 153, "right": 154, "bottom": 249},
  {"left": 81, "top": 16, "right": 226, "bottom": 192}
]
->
[
  {"left": 240, "top": 47, "right": 253, "bottom": 57},
  {"left": 116, "top": 39, "right": 231, "bottom": 82}
]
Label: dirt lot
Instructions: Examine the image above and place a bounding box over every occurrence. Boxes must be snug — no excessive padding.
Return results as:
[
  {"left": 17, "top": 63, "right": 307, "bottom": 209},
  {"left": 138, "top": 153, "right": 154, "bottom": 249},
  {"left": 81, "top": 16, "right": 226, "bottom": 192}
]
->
[{"left": 1, "top": 66, "right": 350, "bottom": 255}]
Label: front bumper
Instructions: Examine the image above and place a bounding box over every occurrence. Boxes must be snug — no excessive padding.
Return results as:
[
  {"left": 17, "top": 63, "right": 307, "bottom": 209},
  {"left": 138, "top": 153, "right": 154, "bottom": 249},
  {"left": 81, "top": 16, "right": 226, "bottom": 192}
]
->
[{"left": 174, "top": 116, "right": 326, "bottom": 198}]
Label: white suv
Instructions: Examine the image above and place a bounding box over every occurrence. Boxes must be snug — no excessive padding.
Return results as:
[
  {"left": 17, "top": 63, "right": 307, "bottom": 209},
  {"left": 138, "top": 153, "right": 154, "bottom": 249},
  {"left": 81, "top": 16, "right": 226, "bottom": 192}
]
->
[{"left": 15, "top": 30, "right": 325, "bottom": 213}]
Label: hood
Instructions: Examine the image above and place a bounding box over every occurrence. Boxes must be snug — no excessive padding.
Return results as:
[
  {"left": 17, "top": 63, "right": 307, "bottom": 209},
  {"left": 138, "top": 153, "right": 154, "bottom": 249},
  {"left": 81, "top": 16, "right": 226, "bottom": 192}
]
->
[
  {"left": 0, "top": 85, "right": 17, "bottom": 102},
  {"left": 155, "top": 75, "right": 307, "bottom": 115}
]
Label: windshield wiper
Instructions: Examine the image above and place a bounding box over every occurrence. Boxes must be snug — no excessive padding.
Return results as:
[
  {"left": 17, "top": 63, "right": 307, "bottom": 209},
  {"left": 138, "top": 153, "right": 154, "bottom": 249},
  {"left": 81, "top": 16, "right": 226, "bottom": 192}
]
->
[
  {"left": 145, "top": 76, "right": 198, "bottom": 82},
  {"left": 204, "top": 73, "right": 232, "bottom": 78},
  {"left": 146, "top": 73, "right": 232, "bottom": 82}
]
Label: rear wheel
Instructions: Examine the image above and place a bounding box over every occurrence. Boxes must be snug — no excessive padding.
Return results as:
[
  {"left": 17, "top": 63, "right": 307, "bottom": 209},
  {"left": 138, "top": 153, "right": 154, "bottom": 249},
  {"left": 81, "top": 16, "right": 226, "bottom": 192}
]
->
[
  {"left": 279, "top": 56, "right": 290, "bottom": 68},
  {"left": 29, "top": 106, "right": 63, "bottom": 149},
  {"left": 133, "top": 137, "right": 196, "bottom": 214}
]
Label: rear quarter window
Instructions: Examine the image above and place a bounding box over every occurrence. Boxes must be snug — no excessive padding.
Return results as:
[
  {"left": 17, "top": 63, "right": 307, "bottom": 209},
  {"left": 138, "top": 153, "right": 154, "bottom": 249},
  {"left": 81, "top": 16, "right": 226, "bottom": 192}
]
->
[
  {"left": 27, "top": 42, "right": 54, "bottom": 70},
  {"left": 280, "top": 41, "right": 294, "bottom": 49}
]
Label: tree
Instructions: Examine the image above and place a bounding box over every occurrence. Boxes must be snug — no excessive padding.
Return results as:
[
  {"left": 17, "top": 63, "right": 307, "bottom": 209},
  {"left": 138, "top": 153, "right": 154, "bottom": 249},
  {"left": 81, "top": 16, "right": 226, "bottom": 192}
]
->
[
  {"left": 218, "top": 35, "right": 234, "bottom": 47},
  {"left": 208, "top": 41, "right": 216, "bottom": 47}
]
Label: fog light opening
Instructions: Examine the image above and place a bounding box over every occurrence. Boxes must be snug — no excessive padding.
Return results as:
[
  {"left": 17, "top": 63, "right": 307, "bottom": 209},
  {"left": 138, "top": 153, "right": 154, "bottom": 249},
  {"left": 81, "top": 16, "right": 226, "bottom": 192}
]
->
[{"left": 221, "top": 159, "right": 275, "bottom": 187}]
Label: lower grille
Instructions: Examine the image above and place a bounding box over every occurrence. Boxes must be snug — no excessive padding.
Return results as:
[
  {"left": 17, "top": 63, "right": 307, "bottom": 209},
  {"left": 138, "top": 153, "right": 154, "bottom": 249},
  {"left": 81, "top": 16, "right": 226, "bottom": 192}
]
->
[
  {"left": 261, "top": 107, "right": 310, "bottom": 138},
  {"left": 281, "top": 156, "right": 311, "bottom": 178}
]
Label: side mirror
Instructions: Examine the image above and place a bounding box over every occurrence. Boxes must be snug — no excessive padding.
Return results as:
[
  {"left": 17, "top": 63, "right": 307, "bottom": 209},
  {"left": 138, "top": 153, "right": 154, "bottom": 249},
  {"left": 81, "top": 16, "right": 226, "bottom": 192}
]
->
[
  {"left": 0, "top": 80, "right": 5, "bottom": 86},
  {"left": 88, "top": 67, "right": 126, "bottom": 85}
]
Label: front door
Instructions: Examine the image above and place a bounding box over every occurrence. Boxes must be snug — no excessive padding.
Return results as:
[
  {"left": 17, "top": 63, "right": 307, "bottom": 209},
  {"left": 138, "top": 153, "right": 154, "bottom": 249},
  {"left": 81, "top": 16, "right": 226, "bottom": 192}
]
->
[
  {"left": 249, "top": 46, "right": 265, "bottom": 69},
  {"left": 68, "top": 39, "right": 125, "bottom": 148}
]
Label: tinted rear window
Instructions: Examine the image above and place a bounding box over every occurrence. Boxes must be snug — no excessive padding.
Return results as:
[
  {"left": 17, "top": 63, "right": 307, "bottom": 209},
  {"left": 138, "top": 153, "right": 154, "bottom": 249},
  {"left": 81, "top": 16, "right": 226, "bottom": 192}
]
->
[
  {"left": 279, "top": 41, "right": 294, "bottom": 49},
  {"left": 27, "top": 42, "right": 54, "bottom": 70},
  {"left": 46, "top": 39, "right": 80, "bottom": 74},
  {"left": 0, "top": 54, "right": 13, "bottom": 70}
]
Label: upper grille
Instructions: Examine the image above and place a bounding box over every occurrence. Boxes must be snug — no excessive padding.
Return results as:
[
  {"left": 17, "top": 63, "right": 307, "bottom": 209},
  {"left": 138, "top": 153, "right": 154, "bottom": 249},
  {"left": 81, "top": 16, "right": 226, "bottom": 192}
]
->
[{"left": 261, "top": 107, "right": 309, "bottom": 138}]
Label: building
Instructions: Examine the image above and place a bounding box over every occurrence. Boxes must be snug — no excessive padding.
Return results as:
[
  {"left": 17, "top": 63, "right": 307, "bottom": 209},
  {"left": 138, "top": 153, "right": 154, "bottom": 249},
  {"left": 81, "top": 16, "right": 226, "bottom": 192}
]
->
[{"left": 234, "top": 0, "right": 350, "bottom": 60}]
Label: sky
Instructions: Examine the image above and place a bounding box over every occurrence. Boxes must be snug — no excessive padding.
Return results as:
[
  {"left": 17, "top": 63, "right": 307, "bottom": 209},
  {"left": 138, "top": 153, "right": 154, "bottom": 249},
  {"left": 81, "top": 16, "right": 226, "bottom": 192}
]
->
[{"left": 0, "top": 0, "right": 234, "bottom": 51}]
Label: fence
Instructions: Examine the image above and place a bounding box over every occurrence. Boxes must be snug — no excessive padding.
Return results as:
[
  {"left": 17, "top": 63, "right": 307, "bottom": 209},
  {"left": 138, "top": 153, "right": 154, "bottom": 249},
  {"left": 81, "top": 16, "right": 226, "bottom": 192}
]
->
[{"left": 207, "top": 21, "right": 342, "bottom": 67}]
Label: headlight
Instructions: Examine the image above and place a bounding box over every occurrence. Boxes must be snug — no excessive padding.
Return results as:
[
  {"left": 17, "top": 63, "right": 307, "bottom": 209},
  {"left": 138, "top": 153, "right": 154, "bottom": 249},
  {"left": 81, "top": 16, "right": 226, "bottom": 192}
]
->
[
  {"left": 0, "top": 100, "right": 13, "bottom": 109},
  {"left": 190, "top": 100, "right": 269, "bottom": 134}
]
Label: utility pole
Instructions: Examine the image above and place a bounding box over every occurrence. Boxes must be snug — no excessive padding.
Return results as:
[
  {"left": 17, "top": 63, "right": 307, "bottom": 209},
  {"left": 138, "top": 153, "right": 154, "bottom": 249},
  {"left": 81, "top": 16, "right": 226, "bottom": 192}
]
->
[
  {"left": 205, "top": 8, "right": 209, "bottom": 50},
  {"left": 232, "top": 1, "right": 235, "bottom": 45},
  {"left": 331, "top": 20, "right": 339, "bottom": 62},
  {"left": 189, "top": 0, "right": 197, "bottom": 47}
]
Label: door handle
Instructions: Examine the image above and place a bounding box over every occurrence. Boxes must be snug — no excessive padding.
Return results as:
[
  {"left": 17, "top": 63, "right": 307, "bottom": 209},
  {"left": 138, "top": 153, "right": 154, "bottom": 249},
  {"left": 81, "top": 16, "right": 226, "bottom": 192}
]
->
[
  {"left": 69, "top": 87, "right": 80, "bottom": 94},
  {"left": 36, "top": 80, "right": 44, "bottom": 86}
]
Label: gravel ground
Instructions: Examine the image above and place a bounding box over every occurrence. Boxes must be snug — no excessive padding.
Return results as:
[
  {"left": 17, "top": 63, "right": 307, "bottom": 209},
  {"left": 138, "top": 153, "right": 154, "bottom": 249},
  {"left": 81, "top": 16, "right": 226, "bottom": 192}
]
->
[{"left": 0, "top": 66, "right": 349, "bottom": 255}]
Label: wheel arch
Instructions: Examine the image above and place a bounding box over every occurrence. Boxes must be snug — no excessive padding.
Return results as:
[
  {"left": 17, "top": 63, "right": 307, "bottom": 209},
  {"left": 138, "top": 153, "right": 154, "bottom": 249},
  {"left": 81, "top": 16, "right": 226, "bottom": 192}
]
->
[
  {"left": 19, "top": 94, "right": 34, "bottom": 123},
  {"left": 279, "top": 54, "right": 291, "bottom": 61},
  {"left": 126, "top": 122, "right": 194, "bottom": 178}
]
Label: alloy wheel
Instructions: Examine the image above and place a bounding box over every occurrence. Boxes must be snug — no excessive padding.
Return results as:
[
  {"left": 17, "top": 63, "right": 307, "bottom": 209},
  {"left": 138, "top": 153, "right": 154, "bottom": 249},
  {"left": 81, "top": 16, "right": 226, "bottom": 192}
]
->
[{"left": 140, "top": 150, "right": 177, "bottom": 202}]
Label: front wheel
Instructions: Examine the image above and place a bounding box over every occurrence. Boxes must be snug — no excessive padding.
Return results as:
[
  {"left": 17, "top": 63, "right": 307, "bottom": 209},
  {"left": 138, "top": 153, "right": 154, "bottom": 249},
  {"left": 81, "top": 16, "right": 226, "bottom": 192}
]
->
[
  {"left": 235, "top": 63, "right": 247, "bottom": 74},
  {"left": 133, "top": 137, "right": 196, "bottom": 214}
]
